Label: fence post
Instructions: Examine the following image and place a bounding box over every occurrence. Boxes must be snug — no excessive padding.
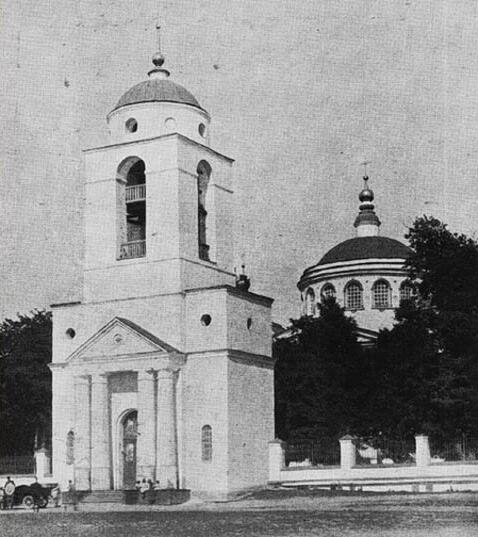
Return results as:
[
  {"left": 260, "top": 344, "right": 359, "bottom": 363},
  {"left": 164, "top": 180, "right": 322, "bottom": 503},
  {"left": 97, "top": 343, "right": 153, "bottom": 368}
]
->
[
  {"left": 339, "top": 435, "right": 356, "bottom": 470},
  {"left": 415, "top": 434, "right": 430, "bottom": 467},
  {"left": 34, "top": 447, "right": 50, "bottom": 480},
  {"left": 269, "top": 439, "right": 285, "bottom": 482}
]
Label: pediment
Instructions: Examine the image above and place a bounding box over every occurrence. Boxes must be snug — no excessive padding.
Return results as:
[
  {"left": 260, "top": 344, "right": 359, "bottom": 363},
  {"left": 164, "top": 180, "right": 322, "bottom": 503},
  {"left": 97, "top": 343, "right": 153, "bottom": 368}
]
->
[{"left": 67, "top": 317, "right": 179, "bottom": 362}]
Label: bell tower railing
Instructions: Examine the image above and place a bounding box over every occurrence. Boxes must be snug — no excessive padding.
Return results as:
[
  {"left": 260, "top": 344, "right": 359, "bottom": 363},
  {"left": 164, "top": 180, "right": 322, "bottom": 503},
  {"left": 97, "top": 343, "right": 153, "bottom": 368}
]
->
[
  {"left": 119, "top": 240, "right": 146, "bottom": 260},
  {"left": 126, "top": 184, "right": 146, "bottom": 203}
]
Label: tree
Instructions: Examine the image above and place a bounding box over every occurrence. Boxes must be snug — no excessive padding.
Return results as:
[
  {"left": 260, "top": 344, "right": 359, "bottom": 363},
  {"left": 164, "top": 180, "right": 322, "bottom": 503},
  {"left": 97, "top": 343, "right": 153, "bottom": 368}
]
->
[
  {"left": 370, "top": 216, "right": 478, "bottom": 441},
  {"left": 0, "top": 310, "right": 52, "bottom": 455},
  {"left": 274, "top": 298, "right": 368, "bottom": 441}
]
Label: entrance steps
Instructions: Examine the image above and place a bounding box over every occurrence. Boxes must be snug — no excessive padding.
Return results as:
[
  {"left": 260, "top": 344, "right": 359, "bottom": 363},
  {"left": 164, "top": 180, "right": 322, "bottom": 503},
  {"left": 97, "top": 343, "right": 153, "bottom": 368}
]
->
[{"left": 79, "top": 490, "right": 124, "bottom": 503}]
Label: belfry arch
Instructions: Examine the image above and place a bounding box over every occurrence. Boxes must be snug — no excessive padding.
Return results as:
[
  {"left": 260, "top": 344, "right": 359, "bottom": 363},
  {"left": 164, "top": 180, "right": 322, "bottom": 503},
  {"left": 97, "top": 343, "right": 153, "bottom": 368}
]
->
[{"left": 116, "top": 157, "right": 146, "bottom": 260}]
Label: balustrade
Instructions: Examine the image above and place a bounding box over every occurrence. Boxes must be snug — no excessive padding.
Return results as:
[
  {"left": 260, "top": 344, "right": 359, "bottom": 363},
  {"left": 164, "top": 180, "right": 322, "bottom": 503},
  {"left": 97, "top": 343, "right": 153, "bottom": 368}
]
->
[
  {"left": 119, "top": 240, "right": 146, "bottom": 260},
  {"left": 125, "top": 184, "right": 146, "bottom": 202}
]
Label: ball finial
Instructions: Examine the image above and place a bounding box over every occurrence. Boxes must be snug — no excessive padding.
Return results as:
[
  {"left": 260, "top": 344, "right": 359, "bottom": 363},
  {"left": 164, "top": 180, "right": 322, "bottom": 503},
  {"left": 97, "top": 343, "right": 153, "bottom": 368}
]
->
[{"left": 152, "top": 52, "right": 165, "bottom": 67}]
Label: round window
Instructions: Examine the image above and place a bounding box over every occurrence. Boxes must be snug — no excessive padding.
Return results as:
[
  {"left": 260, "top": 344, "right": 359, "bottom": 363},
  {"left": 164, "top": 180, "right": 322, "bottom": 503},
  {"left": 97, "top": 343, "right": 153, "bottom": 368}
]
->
[
  {"left": 66, "top": 328, "right": 76, "bottom": 339},
  {"left": 125, "top": 118, "right": 138, "bottom": 133},
  {"left": 201, "top": 314, "right": 212, "bottom": 326},
  {"left": 198, "top": 123, "right": 206, "bottom": 137},
  {"left": 165, "top": 117, "right": 177, "bottom": 131}
]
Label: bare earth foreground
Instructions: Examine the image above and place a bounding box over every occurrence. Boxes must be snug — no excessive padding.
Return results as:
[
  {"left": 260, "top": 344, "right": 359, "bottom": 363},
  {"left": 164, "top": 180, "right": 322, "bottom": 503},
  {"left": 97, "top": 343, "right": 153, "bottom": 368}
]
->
[{"left": 0, "top": 491, "right": 477, "bottom": 537}]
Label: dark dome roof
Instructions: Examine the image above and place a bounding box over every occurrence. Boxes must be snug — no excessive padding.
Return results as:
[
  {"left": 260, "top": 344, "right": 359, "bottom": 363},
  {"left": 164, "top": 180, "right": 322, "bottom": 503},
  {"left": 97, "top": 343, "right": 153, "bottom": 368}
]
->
[
  {"left": 318, "top": 236, "right": 411, "bottom": 265},
  {"left": 113, "top": 79, "right": 204, "bottom": 112}
]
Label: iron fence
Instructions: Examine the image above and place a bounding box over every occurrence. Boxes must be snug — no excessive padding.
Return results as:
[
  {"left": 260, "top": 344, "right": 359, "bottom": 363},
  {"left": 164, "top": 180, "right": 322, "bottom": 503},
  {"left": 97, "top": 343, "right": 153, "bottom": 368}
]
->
[
  {"left": 430, "top": 436, "right": 478, "bottom": 462},
  {"left": 0, "top": 455, "right": 35, "bottom": 475},
  {"left": 356, "top": 437, "right": 415, "bottom": 465},
  {"left": 285, "top": 438, "right": 340, "bottom": 467}
]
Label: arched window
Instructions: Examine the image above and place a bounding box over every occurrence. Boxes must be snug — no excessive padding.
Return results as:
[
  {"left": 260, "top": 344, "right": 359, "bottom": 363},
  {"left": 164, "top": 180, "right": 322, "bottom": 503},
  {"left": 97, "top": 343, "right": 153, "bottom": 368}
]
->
[
  {"left": 372, "top": 279, "right": 391, "bottom": 309},
  {"left": 197, "top": 161, "right": 212, "bottom": 261},
  {"left": 305, "top": 288, "right": 316, "bottom": 316},
  {"left": 117, "top": 157, "right": 146, "bottom": 260},
  {"left": 344, "top": 281, "right": 363, "bottom": 310},
  {"left": 321, "top": 283, "right": 336, "bottom": 300},
  {"left": 400, "top": 281, "right": 414, "bottom": 302},
  {"left": 66, "top": 430, "right": 74, "bottom": 465},
  {"left": 201, "top": 425, "right": 212, "bottom": 462}
]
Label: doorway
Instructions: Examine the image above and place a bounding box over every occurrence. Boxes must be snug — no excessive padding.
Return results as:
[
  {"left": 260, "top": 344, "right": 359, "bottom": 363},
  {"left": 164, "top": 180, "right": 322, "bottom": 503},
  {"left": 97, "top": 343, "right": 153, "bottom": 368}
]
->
[{"left": 121, "top": 410, "right": 137, "bottom": 489}]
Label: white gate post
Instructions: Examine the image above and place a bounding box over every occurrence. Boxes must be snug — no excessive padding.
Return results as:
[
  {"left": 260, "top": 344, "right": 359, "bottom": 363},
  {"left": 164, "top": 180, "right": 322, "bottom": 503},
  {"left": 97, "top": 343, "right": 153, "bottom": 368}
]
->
[
  {"left": 415, "top": 434, "right": 431, "bottom": 467},
  {"left": 269, "top": 439, "right": 285, "bottom": 482},
  {"left": 339, "top": 435, "right": 356, "bottom": 470},
  {"left": 34, "top": 447, "right": 50, "bottom": 480}
]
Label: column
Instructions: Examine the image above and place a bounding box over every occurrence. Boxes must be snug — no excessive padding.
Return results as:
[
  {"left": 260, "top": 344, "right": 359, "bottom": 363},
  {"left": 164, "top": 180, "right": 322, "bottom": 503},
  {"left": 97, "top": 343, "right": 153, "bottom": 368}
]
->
[
  {"left": 74, "top": 375, "right": 91, "bottom": 490},
  {"left": 91, "top": 373, "right": 110, "bottom": 490},
  {"left": 339, "top": 435, "right": 356, "bottom": 470},
  {"left": 415, "top": 434, "right": 431, "bottom": 468},
  {"left": 136, "top": 369, "right": 156, "bottom": 481},
  {"left": 156, "top": 369, "right": 178, "bottom": 488}
]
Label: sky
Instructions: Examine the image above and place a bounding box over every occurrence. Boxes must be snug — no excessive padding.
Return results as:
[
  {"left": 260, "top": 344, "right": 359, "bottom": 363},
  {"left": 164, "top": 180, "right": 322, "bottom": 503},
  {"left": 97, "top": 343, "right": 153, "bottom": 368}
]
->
[{"left": 2, "top": 0, "right": 478, "bottom": 324}]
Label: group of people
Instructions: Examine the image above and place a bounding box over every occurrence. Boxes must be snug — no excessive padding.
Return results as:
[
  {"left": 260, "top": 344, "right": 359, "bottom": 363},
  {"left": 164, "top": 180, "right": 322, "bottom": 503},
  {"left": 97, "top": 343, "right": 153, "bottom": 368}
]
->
[
  {"left": 0, "top": 476, "right": 16, "bottom": 509},
  {"left": 135, "top": 478, "right": 161, "bottom": 500}
]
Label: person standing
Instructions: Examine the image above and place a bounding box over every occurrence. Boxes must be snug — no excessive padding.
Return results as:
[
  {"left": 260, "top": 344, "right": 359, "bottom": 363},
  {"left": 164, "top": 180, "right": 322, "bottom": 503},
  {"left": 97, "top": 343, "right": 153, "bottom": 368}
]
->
[
  {"left": 4, "top": 477, "right": 15, "bottom": 509},
  {"left": 0, "top": 487, "right": 5, "bottom": 510}
]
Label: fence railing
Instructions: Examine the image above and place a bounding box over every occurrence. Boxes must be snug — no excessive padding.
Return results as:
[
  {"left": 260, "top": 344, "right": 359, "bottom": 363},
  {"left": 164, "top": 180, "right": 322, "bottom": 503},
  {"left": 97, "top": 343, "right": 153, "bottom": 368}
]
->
[
  {"left": 125, "top": 184, "right": 146, "bottom": 202},
  {"left": 118, "top": 240, "right": 146, "bottom": 260},
  {"left": 430, "top": 437, "right": 478, "bottom": 462},
  {"left": 355, "top": 437, "right": 416, "bottom": 465},
  {"left": 0, "top": 455, "right": 35, "bottom": 475},
  {"left": 285, "top": 439, "right": 340, "bottom": 467}
]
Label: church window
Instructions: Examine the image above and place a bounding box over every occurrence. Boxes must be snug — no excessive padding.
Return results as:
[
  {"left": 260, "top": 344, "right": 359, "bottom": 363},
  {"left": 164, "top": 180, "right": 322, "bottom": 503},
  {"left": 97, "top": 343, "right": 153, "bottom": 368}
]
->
[
  {"left": 66, "top": 430, "right": 74, "bottom": 465},
  {"left": 372, "top": 279, "right": 391, "bottom": 309},
  {"left": 65, "top": 328, "right": 76, "bottom": 339},
  {"left": 247, "top": 317, "right": 252, "bottom": 330},
  {"left": 201, "top": 425, "right": 212, "bottom": 462},
  {"left": 198, "top": 123, "right": 206, "bottom": 137},
  {"left": 201, "top": 314, "right": 212, "bottom": 326},
  {"left": 305, "top": 288, "right": 316, "bottom": 316},
  {"left": 400, "top": 281, "right": 414, "bottom": 302},
  {"left": 197, "top": 161, "right": 212, "bottom": 261},
  {"left": 117, "top": 157, "right": 146, "bottom": 260},
  {"left": 125, "top": 118, "right": 138, "bottom": 133},
  {"left": 321, "top": 283, "right": 336, "bottom": 300},
  {"left": 344, "top": 281, "right": 363, "bottom": 310}
]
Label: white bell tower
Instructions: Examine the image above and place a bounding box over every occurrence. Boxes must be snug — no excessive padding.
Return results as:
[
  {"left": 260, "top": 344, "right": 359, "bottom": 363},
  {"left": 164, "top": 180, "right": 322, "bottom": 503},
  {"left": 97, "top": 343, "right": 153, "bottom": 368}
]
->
[
  {"left": 50, "top": 27, "right": 275, "bottom": 500},
  {"left": 83, "top": 33, "right": 235, "bottom": 304}
]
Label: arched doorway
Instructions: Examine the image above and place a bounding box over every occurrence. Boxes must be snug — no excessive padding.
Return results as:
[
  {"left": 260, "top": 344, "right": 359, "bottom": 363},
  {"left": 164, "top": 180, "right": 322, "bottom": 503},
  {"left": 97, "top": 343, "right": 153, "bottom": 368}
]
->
[{"left": 121, "top": 410, "right": 138, "bottom": 489}]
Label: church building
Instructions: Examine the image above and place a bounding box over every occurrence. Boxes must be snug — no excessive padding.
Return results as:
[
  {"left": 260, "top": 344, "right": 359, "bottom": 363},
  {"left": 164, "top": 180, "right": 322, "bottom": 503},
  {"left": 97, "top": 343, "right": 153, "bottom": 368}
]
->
[
  {"left": 49, "top": 40, "right": 274, "bottom": 498},
  {"left": 297, "top": 177, "right": 412, "bottom": 343}
]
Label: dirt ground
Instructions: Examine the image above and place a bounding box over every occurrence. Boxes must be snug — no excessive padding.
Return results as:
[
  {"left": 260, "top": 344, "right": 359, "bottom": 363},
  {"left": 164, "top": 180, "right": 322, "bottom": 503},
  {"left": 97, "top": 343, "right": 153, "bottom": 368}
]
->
[{"left": 0, "top": 491, "right": 477, "bottom": 536}]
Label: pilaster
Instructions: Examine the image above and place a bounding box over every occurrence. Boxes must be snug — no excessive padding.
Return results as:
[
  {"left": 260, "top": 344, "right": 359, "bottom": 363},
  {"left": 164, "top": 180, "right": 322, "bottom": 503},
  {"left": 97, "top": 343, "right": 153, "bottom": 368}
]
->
[
  {"left": 137, "top": 369, "right": 157, "bottom": 481},
  {"left": 74, "top": 375, "right": 91, "bottom": 490},
  {"left": 156, "top": 368, "right": 178, "bottom": 488}
]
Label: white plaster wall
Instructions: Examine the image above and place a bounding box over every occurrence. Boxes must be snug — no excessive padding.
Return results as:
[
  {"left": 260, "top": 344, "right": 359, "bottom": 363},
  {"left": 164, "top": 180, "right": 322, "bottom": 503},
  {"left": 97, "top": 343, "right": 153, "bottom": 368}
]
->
[
  {"left": 51, "top": 368, "right": 75, "bottom": 487},
  {"left": 107, "top": 101, "right": 211, "bottom": 146},
  {"left": 52, "top": 295, "right": 184, "bottom": 363},
  {"left": 181, "top": 353, "right": 229, "bottom": 495},
  {"left": 226, "top": 292, "right": 272, "bottom": 358},
  {"left": 184, "top": 288, "right": 228, "bottom": 353},
  {"left": 227, "top": 357, "right": 274, "bottom": 492}
]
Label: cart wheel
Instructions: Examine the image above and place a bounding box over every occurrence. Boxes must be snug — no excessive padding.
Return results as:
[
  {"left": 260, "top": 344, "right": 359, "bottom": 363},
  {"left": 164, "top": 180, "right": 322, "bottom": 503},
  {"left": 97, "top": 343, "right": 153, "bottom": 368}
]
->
[
  {"left": 22, "top": 494, "right": 35, "bottom": 509},
  {"left": 38, "top": 496, "right": 48, "bottom": 508}
]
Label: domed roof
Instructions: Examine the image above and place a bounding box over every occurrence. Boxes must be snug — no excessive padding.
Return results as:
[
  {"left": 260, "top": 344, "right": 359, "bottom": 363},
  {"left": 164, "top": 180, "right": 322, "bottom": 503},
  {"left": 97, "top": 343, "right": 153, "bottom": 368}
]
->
[
  {"left": 318, "top": 236, "right": 411, "bottom": 266},
  {"left": 113, "top": 78, "right": 204, "bottom": 112}
]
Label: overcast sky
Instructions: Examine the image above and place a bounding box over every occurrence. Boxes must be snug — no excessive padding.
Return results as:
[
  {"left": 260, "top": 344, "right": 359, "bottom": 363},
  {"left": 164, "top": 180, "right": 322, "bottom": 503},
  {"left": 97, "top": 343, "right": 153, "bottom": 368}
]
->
[{"left": 2, "top": 0, "right": 478, "bottom": 324}]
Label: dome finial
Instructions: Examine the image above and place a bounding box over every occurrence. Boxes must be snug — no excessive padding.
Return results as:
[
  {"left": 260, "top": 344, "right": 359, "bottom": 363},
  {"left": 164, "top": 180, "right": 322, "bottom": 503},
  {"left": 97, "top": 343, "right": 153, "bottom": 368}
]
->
[
  {"left": 354, "top": 168, "right": 381, "bottom": 236},
  {"left": 149, "top": 23, "right": 170, "bottom": 79}
]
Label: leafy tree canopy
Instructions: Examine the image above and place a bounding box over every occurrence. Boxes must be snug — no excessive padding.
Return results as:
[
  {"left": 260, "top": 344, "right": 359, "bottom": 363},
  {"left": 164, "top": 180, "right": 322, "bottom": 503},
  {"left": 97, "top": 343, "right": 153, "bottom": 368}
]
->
[{"left": 0, "top": 310, "right": 52, "bottom": 455}]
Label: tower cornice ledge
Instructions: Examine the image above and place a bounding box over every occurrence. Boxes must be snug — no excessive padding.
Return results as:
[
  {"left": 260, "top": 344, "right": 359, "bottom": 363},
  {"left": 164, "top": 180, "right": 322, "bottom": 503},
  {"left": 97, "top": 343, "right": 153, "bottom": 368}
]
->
[{"left": 83, "top": 132, "right": 235, "bottom": 163}]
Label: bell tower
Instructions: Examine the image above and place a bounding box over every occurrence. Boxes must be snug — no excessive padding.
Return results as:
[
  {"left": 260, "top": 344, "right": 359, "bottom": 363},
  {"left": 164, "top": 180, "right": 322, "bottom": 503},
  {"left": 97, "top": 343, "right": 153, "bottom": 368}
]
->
[
  {"left": 82, "top": 30, "right": 235, "bottom": 303},
  {"left": 51, "top": 27, "right": 274, "bottom": 499}
]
